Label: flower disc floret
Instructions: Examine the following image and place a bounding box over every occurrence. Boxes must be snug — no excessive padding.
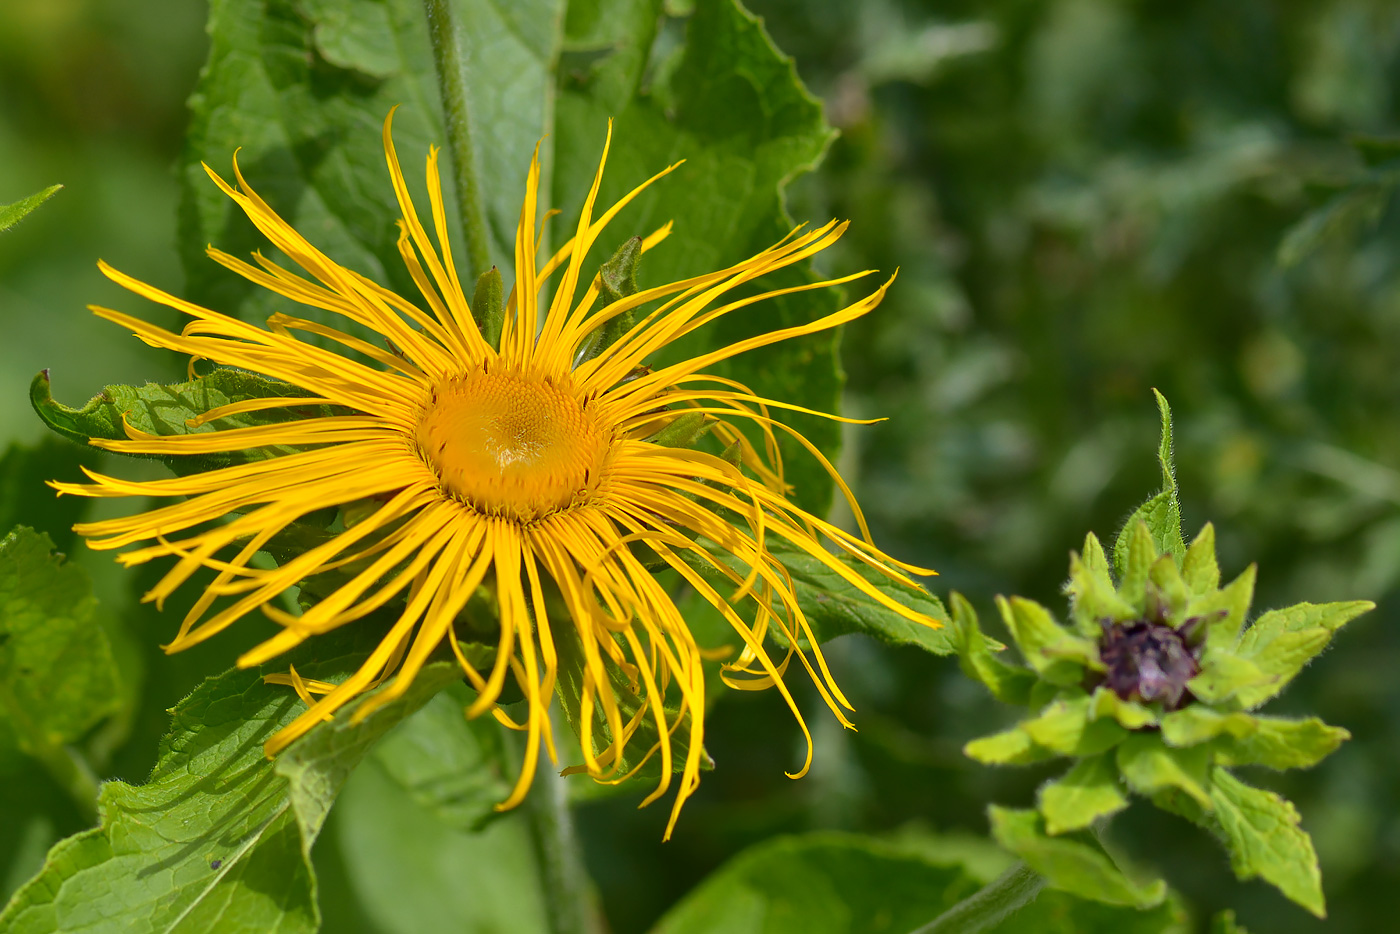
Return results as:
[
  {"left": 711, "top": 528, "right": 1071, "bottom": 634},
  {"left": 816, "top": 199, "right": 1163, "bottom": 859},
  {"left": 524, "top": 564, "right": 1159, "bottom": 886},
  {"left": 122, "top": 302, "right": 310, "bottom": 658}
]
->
[
  {"left": 416, "top": 369, "right": 611, "bottom": 521},
  {"left": 1097, "top": 618, "right": 1200, "bottom": 709}
]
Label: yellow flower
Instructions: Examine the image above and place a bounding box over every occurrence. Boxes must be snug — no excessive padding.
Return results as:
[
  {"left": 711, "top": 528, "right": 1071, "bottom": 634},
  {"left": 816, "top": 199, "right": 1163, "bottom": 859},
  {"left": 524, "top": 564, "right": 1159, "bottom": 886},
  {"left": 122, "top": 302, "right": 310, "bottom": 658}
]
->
[{"left": 54, "top": 111, "right": 936, "bottom": 836}]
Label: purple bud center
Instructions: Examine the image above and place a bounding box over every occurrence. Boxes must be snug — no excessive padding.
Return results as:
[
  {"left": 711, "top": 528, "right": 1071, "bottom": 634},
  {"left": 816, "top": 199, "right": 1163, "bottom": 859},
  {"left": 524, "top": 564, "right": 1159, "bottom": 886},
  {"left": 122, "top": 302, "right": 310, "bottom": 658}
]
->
[{"left": 1098, "top": 619, "right": 1200, "bottom": 709}]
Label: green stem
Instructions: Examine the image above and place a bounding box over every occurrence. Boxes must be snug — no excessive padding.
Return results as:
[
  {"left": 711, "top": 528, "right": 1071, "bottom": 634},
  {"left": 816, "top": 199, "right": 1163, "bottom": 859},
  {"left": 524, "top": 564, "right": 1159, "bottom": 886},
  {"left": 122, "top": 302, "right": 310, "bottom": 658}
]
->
[
  {"left": 523, "top": 716, "right": 596, "bottom": 934},
  {"left": 422, "top": 0, "right": 492, "bottom": 277},
  {"left": 908, "top": 862, "right": 1044, "bottom": 934}
]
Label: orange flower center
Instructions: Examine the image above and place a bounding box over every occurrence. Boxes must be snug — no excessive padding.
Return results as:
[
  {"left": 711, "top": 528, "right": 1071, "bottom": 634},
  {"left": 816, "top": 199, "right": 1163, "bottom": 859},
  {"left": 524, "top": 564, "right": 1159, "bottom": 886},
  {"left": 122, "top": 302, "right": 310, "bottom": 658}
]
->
[{"left": 416, "top": 369, "right": 610, "bottom": 522}]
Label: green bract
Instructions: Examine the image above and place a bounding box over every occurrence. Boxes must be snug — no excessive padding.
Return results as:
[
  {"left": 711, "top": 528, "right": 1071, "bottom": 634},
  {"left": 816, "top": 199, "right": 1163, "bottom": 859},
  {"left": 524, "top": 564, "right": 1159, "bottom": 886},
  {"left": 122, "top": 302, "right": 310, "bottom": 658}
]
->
[{"left": 954, "top": 393, "right": 1373, "bottom": 918}]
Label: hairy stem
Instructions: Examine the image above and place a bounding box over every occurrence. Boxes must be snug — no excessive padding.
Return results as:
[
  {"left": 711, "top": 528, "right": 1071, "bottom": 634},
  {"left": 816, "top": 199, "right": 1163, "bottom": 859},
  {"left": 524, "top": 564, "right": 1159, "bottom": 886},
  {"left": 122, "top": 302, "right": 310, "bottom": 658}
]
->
[
  {"left": 523, "top": 716, "right": 596, "bottom": 934},
  {"left": 909, "top": 862, "right": 1044, "bottom": 934},
  {"left": 422, "top": 0, "right": 492, "bottom": 277}
]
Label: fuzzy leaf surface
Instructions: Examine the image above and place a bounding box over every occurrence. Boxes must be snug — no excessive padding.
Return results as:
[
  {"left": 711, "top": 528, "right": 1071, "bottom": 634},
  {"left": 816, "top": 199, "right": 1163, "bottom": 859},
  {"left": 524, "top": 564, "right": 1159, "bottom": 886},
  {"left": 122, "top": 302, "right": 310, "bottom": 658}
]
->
[
  {"left": 1231, "top": 600, "right": 1373, "bottom": 708},
  {"left": 1116, "top": 733, "right": 1213, "bottom": 811},
  {"left": 1207, "top": 769, "right": 1325, "bottom": 917},
  {"left": 1112, "top": 391, "right": 1185, "bottom": 577},
  {"left": 0, "top": 185, "right": 62, "bottom": 234}
]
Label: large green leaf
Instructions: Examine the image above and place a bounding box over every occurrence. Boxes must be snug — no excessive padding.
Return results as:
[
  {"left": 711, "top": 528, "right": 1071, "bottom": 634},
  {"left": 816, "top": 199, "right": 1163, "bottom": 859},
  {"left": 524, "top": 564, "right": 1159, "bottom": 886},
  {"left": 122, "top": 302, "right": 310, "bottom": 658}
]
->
[
  {"left": 1038, "top": 754, "right": 1129, "bottom": 835},
  {"left": 682, "top": 541, "right": 952, "bottom": 657},
  {"left": 31, "top": 367, "right": 337, "bottom": 474},
  {"left": 180, "top": 0, "right": 564, "bottom": 331},
  {"left": 650, "top": 833, "right": 982, "bottom": 934},
  {"left": 368, "top": 681, "right": 515, "bottom": 830},
  {"left": 317, "top": 755, "right": 549, "bottom": 934},
  {"left": 172, "top": 0, "right": 847, "bottom": 519},
  {"left": 0, "top": 626, "right": 462, "bottom": 934},
  {"left": 554, "top": 0, "right": 843, "bottom": 512},
  {"left": 0, "top": 529, "right": 122, "bottom": 815}
]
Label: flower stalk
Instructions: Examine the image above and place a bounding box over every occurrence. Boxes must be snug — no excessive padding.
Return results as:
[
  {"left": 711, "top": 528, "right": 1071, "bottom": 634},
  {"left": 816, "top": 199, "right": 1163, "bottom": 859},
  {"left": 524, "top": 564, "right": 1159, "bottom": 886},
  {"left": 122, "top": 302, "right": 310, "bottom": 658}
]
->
[
  {"left": 422, "top": 0, "right": 491, "bottom": 277},
  {"left": 524, "top": 713, "right": 596, "bottom": 934}
]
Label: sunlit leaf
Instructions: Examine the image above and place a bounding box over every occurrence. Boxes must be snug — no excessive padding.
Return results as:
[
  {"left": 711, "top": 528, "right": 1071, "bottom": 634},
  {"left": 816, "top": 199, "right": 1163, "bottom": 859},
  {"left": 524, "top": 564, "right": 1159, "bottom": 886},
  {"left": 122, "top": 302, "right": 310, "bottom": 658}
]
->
[{"left": 0, "top": 626, "right": 461, "bottom": 933}]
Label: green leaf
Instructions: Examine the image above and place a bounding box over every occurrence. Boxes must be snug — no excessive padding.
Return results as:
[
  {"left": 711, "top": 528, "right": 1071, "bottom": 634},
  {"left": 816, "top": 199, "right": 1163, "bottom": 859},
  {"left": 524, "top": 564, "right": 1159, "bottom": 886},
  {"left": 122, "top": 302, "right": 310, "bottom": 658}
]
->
[
  {"left": 1112, "top": 390, "right": 1185, "bottom": 577},
  {"left": 1212, "top": 716, "right": 1349, "bottom": 771},
  {"left": 1187, "top": 650, "right": 1273, "bottom": 705},
  {"left": 1087, "top": 686, "right": 1157, "bottom": 730},
  {"left": 964, "top": 727, "right": 1054, "bottom": 766},
  {"left": 684, "top": 542, "right": 952, "bottom": 656},
  {"left": 553, "top": 626, "right": 710, "bottom": 786},
  {"left": 1065, "top": 537, "right": 1136, "bottom": 637},
  {"left": 555, "top": 0, "right": 842, "bottom": 513},
  {"left": 997, "top": 596, "right": 1100, "bottom": 684},
  {"left": 1019, "top": 695, "right": 1126, "bottom": 757},
  {"left": 0, "top": 528, "right": 122, "bottom": 814},
  {"left": 988, "top": 806, "right": 1166, "bottom": 909},
  {"left": 1117, "top": 732, "right": 1213, "bottom": 811},
  {"left": 1039, "top": 754, "right": 1129, "bottom": 835},
  {"left": 1116, "top": 521, "right": 1157, "bottom": 614},
  {"left": 1185, "top": 564, "right": 1257, "bottom": 654},
  {"left": 1180, "top": 523, "right": 1220, "bottom": 596},
  {"left": 0, "top": 185, "right": 62, "bottom": 234},
  {"left": 31, "top": 367, "right": 338, "bottom": 474},
  {"left": 367, "top": 682, "right": 515, "bottom": 831},
  {"left": 1230, "top": 600, "right": 1373, "bottom": 709},
  {"left": 764, "top": 547, "right": 954, "bottom": 656},
  {"left": 650, "top": 832, "right": 983, "bottom": 934},
  {"left": 949, "top": 592, "right": 1035, "bottom": 704},
  {"left": 1207, "top": 769, "right": 1326, "bottom": 917},
  {"left": 1147, "top": 554, "right": 1190, "bottom": 626},
  {"left": 0, "top": 627, "right": 461, "bottom": 933},
  {"left": 1160, "top": 706, "right": 1257, "bottom": 747},
  {"left": 316, "top": 750, "right": 550, "bottom": 934},
  {"left": 182, "top": 0, "right": 563, "bottom": 323}
]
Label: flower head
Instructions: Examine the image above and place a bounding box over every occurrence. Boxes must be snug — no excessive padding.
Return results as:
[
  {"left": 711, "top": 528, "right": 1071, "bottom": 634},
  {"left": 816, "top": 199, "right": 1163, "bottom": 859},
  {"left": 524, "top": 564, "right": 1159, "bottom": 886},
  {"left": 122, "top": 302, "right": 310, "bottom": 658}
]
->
[
  {"left": 50, "top": 110, "right": 936, "bottom": 836},
  {"left": 950, "top": 395, "right": 1373, "bottom": 916}
]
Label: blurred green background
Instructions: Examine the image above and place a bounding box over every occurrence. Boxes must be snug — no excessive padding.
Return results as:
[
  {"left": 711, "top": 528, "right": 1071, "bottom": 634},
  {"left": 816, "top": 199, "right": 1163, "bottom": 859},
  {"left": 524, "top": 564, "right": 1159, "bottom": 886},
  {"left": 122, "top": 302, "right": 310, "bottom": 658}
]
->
[{"left": 4, "top": 0, "right": 1400, "bottom": 931}]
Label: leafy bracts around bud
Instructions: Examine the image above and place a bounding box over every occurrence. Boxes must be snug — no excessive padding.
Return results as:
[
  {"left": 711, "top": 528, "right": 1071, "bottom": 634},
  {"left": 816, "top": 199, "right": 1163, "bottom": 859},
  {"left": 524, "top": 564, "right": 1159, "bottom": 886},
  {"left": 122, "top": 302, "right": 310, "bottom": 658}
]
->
[{"left": 954, "top": 393, "right": 1373, "bottom": 917}]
